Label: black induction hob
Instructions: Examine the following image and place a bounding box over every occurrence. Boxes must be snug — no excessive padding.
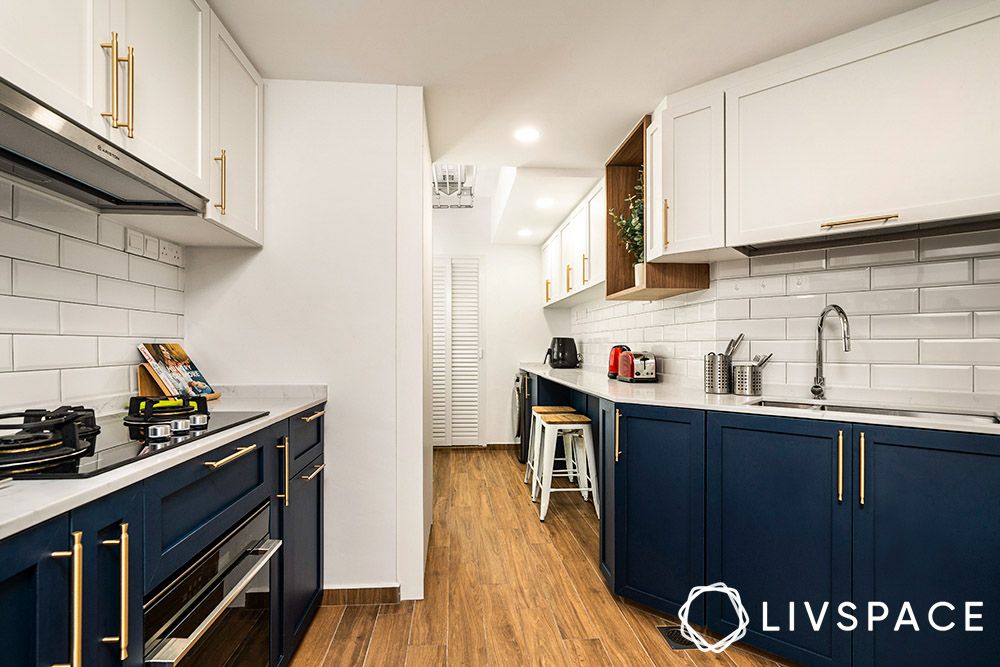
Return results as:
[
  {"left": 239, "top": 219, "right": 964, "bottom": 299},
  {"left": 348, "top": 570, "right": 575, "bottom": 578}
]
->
[{"left": 2, "top": 410, "right": 269, "bottom": 479}]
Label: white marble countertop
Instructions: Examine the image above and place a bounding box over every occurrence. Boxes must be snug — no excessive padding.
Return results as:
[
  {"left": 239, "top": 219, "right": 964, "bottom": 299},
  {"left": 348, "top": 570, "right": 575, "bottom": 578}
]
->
[
  {"left": 0, "top": 385, "right": 326, "bottom": 541},
  {"left": 520, "top": 363, "right": 1000, "bottom": 438}
]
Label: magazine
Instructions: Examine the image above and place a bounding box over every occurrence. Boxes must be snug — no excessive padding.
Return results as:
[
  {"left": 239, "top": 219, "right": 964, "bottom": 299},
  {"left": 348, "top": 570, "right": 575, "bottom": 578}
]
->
[{"left": 137, "top": 343, "right": 217, "bottom": 398}]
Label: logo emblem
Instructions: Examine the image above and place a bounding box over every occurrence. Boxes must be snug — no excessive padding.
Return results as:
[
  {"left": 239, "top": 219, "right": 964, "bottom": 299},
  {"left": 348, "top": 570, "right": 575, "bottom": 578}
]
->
[{"left": 678, "top": 582, "right": 750, "bottom": 653}]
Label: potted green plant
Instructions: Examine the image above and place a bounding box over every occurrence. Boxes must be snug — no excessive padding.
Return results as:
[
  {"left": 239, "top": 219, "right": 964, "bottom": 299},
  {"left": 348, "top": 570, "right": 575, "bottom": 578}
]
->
[{"left": 610, "top": 171, "right": 645, "bottom": 287}]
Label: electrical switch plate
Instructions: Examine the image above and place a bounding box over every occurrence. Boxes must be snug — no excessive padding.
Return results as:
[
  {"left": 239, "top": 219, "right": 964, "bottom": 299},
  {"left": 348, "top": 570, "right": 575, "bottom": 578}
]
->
[
  {"left": 144, "top": 236, "right": 160, "bottom": 259},
  {"left": 126, "top": 229, "right": 145, "bottom": 255},
  {"left": 159, "top": 241, "right": 184, "bottom": 267}
]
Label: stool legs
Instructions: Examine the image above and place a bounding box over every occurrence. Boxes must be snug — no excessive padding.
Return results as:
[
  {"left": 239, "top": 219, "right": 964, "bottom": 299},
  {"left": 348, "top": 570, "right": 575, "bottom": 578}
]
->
[
  {"left": 538, "top": 425, "right": 559, "bottom": 521},
  {"left": 581, "top": 426, "right": 600, "bottom": 519},
  {"left": 523, "top": 412, "right": 539, "bottom": 484},
  {"left": 570, "top": 434, "right": 588, "bottom": 500}
]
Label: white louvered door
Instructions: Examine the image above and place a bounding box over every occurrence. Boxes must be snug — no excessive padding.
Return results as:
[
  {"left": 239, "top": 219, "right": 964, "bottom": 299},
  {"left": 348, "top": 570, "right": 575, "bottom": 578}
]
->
[{"left": 432, "top": 257, "right": 484, "bottom": 446}]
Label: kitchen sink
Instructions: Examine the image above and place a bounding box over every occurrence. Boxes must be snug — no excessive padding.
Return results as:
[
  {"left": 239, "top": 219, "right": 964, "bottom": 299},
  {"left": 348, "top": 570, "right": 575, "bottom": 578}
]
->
[{"left": 750, "top": 399, "right": 1000, "bottom": 425}]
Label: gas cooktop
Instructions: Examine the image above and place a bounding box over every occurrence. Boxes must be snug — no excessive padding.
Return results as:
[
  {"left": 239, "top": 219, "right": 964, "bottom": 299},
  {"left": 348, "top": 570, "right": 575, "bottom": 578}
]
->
[{"left": 0, "top": 396, "right": 268, "bottom": 479}]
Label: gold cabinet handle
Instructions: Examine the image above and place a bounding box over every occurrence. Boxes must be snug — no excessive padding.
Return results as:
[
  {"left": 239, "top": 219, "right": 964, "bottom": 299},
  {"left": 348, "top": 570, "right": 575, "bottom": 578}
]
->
[
  {"left": 213, "top": 148, "right": 227, "bottom": 215},
  {"left": 663, "top": 198, "right": 669, "bottom": 249},
  {"left": 837, "top": 430, "right": 843, "bottom": 503},
  {"left": 582, "top": 254, "right": 589, "bottom": 284},
  {"left": 859, "top": 432, "right": 866, "bottom": 506},
  {"left": 203, "top": 444, "right": 256, "bottom": 470},
  {"left": 544, "top": 279, "right": 551, "bottom": 302},
  {"left": 276, "top": 436, "right": 290, "bottom": 506},
  {"left": 614, "top": 409, "right": 621, "bottom": 463},
  {"left": 565, "top": 264, "right": 572, "bottom": 292},
  {"left": 301, "top": 410, "right": 325, "bottom": 423},
  {"left": 118, "top": 45, "right": 135, "bottom": 138},
  {"left": 100, "top": 32, "right": 119, "bottom": 125},
  {"left": 51, "top": 531, "right": 83, "bottom": 667},
  {"left": 100, "top": 523, "right": 129, "bottom": 660},
  {"left": 301, "top": 463, "right": 326, "bottom": 481},
  {"left": 820, "top": 214, "right": 898, "bottom": 230}
]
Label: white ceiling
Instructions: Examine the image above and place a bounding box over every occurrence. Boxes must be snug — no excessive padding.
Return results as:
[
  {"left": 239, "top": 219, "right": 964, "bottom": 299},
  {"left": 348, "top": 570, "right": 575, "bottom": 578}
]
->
[{"left": 491, "top": 168, "right": 601, "bottom": 245}]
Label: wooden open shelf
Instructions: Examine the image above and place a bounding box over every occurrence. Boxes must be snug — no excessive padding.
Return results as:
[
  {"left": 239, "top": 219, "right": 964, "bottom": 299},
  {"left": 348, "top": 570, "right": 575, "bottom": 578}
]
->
[{"left": 605, "top": 115, "right": 709, "bottom": 300}]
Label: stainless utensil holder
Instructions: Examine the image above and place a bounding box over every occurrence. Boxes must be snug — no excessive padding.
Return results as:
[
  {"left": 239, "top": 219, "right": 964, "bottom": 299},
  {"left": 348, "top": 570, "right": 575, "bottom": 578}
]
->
[
  {"left": 733, "top": 362, "right": 763, "bottom": 396},
  {"left": 704, "top": 354, "right": 732, "bottom": 394}
]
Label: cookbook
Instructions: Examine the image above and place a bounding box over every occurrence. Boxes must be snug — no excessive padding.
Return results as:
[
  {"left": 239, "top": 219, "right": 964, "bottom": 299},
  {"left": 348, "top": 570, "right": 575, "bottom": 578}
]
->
[{"left": 137, "top": 343, "right": 218, "bottom": 398}]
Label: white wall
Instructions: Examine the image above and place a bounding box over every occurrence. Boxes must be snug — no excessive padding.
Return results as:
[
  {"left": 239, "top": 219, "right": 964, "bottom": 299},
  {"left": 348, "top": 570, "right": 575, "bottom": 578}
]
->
[
  {"left": 184, "top": 79, "right": 430, "bottom": 596},
  {"left": 434, "top": 202, "right": 568, "bottom": 443}
]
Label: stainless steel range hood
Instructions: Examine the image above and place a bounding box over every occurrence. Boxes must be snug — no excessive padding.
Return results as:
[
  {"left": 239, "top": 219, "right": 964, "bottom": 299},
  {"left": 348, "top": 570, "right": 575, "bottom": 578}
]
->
[{"left": 0, "top": 78, "right": 205, "bottom": 215}]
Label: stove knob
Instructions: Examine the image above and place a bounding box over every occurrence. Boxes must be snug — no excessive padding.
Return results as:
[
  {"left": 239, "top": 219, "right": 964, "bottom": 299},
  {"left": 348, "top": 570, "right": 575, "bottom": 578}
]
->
[
  {"left": 148, "top": 423, "right": 172, "bottom": 442},
  {"left": 190, "top": 414, "right": 209, "bottom": 430},
  {"left": 170, "top": 418, "right": 191, "bottom": 435}
]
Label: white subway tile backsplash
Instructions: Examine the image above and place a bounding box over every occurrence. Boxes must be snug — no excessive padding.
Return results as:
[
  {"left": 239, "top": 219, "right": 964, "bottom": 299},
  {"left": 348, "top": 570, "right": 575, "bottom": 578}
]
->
[
  {"left": 750, "top": 250, "right": 826, "bottom": 276},
  {"left": 61, "top": 365, "right": 130, "bottom": 402},
  {"left": 827, "top": 239, "right": 918, "bottom": 268},
  {"left": 60, "top": 303, "right": 129, "bottom": 336},
  {"left": 920, "top": 339, "right": 1000, "bottom": 365},
  {"left": 871, "top": 313, "right": 973, "bottom": 339},
  {"left": 974, "top": 312, "right": 1000, "bottom": 337},
  {"left": 13, "top": 185, "right": 98, "bottom": 242},
  {"left": 0, "top": 177, "right": 10, "bottom": 217},
  {"left": 974, "top": 367, "right": 1000, "bottom": 394},
  {"left": 13, "top": 335, "right": 98, "bottom": 371},
  {"left": 716, "top": 298, "right": 749, "bottom": 320},
  {"left": 710, "top": 259, "right": 749, "bottom": 280},
  {"left": 98, "top": 217, "right": 126, "bottom": 250},
  {"left": 973, "top": 256, "right": 1000, "bottom": 283},
  {"left": 650, "top": 309, "right": 675, "bottom": 326},
  {"left": 685, "top": 321, "right": 716, "bottom": 340},
  {"left": 826, "top": 339, "right": 918, "bottom": 364},
  {"left": 787, "top": 362, "right": 869, "bottom": 388},
  {"left": 786, "top": 316, "right": 870, "bottom": 340},
  {"left": 920, "top": 230, "right": 1000, "bottom": 261},
  {"left": 128, "top": 255, "right": 178, "bottom": 288},
  {"left": 871, "top": 364, "right": 972, "bottom": 392},
  {"left": 827, "top": 289, "right": 918, "bottom": 315},
  {"left": 0, "top": 335, "right": 10, "bottom": 371},
  {"left": 0, "top": 370, "right": 60, "bottom": 407},
  {"left": 643, "top": 327, "right": 663, "bottom": 342},
  {"left": 0, "top": 295, "right": 59, "bottom": 334},
  {"left": 749, "top": 339, "right": 815, "bottom": 363},
  {"left": 12, "top": 261, "right": 96, "bottom": 303},
  {"left": 129, "top": 310, "right": 177, "bottom": 337},
  {"left": 716, "top": 275, "right": 785, "bottom": 300},
  {"left": 98, "top": 277, "right": 155, "bottom": 310},
  {"left": 716, "top": 318, "right": 785, "bottom": 340},
  {"left": 750, "top": 294, "right": 825, "bottom": 319},
  {"left": 787, "top": 268, "right": 869, "bottom": 295},
  {"left": 0, "top": 257, "right": 9, "bottom": 294},
  {"left": 870, "top": 260, "right": 972, "bottom": 289},
  {"left": 921, "top": 284, "right": 1000, "bottom": 313},
  {"left": 97, "top": 337, "right": 144, "bottom": 366},
  {"left": 0, "top": 218, "right": 59, "bottom": 264},
  {"left": 60, "top": 236, "right": 129, "bottom": 279}
]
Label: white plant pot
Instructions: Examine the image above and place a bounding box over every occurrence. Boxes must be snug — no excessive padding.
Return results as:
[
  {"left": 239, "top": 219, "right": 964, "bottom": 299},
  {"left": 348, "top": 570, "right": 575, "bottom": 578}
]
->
[{"left": 634, "top": 262, "right": 646, "bottom": 288}]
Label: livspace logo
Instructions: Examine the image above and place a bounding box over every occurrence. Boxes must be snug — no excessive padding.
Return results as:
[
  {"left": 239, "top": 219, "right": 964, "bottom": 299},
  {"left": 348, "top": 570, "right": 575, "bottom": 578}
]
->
[{"left": 678, "top": 582, "right": 985, "bottom": 653}]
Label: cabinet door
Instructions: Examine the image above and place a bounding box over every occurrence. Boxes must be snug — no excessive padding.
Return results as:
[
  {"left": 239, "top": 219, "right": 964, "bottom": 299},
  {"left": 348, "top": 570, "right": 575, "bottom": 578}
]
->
[
  {"left": 208, "top": 12, "right": 263, "bottom": 245},
  {"left": 541, "top": 236, "right": 560, "bottom": 304},
  {"left": 598, "top": 399, "right": 616, "bottom": 589},
  {"left": 0, "top": 0, "right": 113, "bottom": 138},
  {"left": 0, "top": 515, "right": 71, "bottom": 666},
  {"left": 616, "top": 404, "right": 705, "bottom": 621},
  {"left": 72, "top": 486, "right": 143, "bottom": 667},
  {"left": 707, "top": 413, "right": 852, "bottom": 666},
  {"left": 586, "top": 186, "right": 606, "bottom": 285},
  {"left": 644, "top": 117, "right": 666, "bottom": 261},
  {"left": 115, "top": 0, "right": 210, "bottom": 194},
  {"left": 281, "top": 455, "right": 325, "bottom": 662},
  {"left": 660, "top": 93, "right": 725, "bottom": 256},
  {"left": 560, "top": 208, "right": 586, "bottom": 294},
  {"left": 726, "top": 7, "right": 1000, "bottom": 247},
  {"left": 853, "top": 426, "right": 1000, "bottom": 666}
]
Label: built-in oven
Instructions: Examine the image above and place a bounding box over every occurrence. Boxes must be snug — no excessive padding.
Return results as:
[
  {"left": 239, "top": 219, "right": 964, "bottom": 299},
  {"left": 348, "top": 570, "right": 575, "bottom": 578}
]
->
[{"left": 143, "top": 503, "right": 280, "bottom": 666}]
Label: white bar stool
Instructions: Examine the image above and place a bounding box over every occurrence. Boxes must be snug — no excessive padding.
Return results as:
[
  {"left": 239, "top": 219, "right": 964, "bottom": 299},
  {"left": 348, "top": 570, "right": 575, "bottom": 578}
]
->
[
  {"left": 535, "top": 412, "right": 600, "bottom": 522},
  {"left": 524, "top": 406, "right": 578, "bottom": 495}
]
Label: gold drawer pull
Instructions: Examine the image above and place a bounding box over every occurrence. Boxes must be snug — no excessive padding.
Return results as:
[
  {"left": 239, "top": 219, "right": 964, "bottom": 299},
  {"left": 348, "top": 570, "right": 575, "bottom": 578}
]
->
[
  {"left": 203, "top": 444, "right": 256, "bottom": 469},
  {"left": 837, "top": 430, "right": 843, "bottom": 503},
  {"left": 545, "top": 279, "right": 551, "bottom": 302},
  {"left": 301, "top": 410, "right": 325, "bottom": 423},
  {"left": 213, "top": 148, "right": 227, "bottom": 215},
  {"left": 582, "top": 253, "right": 588, "bottom": 284},
  {"left": 100, "top": 32, "right": 119, "bottom": 125},
  {"left": 663, "top": 198, "right": 669, "bottom": 249},
  {"left": 565, "top": 264, "right": 572, "bottom": 291},
  {"left": 820, "top": 214, "right": 898, "bottom": 230},
  {"left": 100, "top": 523, "right": 129, "bottom": 660},
  {"left": 614, "top": 409, "right": 621, "bottom": 463},
  {"left": 859, "top": 432, "right": 866, "bottom": 506},
  {"left": 301, "top": 463, "right": 326, "bottom": 481},
  {"left": 276, "top": 437, "right": 290, "bottom": 506},
  {"left": 51, "top": 531, "right": 83, "bottom": 667}
]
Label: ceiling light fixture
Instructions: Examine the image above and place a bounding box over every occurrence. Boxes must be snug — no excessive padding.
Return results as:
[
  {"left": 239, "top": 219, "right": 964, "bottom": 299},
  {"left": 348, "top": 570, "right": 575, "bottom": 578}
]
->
[
  {"left": 514, "top": 127, "right": 540, "bottom": 143},
  {"left": 535, "top": 197, "right": 554, "bottom": 209},
  {"left": 517, "top": 229, "right": 533, "bottom": 238}
]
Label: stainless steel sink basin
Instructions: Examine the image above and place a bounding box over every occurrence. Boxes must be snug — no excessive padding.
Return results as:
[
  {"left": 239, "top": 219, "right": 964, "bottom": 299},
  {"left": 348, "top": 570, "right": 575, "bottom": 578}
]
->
[{"left": 750, "top": 399, "right": 1000, "bottom": 425}]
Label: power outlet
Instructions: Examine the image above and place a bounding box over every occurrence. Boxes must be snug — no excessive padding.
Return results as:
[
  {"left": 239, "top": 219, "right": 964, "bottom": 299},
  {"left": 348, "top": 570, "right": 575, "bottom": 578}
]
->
[
  {"left": 144, "top": 235, "right": 160, "bottom": 259},
  {"left": 159, "top": 241, "right": 184, "bottom": 267},
  {"left": 126, "top": 229, "right": 145, "bottom": 255}
]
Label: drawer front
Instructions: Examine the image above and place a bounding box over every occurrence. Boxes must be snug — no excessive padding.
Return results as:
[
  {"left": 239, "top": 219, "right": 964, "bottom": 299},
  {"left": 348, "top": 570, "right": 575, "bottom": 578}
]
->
[
  {"left": 288, "top": 404, "right": 326, "bottom": 475},
  {"left": 143, "top": 423, "right": 282, "bottom": 593}
]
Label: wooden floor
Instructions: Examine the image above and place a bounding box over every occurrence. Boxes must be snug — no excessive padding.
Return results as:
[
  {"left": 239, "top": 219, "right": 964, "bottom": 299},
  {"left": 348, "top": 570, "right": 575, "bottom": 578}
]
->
[{"left": 291, "top": 446, "right": 789, "bottom": 666}]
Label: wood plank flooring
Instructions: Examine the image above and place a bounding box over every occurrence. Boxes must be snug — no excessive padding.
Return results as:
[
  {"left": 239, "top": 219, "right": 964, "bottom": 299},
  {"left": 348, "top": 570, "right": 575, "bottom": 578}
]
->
[{"left": 291, "top": 446, "right": 790, "bottom": 666}]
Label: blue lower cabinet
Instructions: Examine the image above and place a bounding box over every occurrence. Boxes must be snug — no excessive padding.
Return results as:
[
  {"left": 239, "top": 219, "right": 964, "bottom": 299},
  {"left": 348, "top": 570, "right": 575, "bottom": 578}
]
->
[
  {"left": 0, "top": 514, "right": 71, "bottom": 665},
  {"left": 852, "top": 425, "right": 1000, "bottom": 667},
  {"left": 72, "top": 485, "right": 144, "bottom": 666},
  {"left": 597, "top": 399, "right": 616, "bottom": 589},
  {"left": 278, "top": 454, "right": 325, "bottom": 664},
  {"left": 707, "top": 413, "right": 852, "bottom": 667},
  {"left": 616, "top": 404, "right": 706, "bottom": 622}
]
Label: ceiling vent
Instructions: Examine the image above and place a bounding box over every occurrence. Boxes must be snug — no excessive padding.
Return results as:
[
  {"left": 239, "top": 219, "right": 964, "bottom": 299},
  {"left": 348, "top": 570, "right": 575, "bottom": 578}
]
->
[{"left": 432, "top": 164, "right": 476, "bottom": 209}]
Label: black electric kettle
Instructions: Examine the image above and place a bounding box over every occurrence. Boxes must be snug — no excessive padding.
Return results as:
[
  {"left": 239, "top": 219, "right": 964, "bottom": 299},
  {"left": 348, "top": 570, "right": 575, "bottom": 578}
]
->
[{"left": 544, "top": 337, "right": 581, "bottom": 368}]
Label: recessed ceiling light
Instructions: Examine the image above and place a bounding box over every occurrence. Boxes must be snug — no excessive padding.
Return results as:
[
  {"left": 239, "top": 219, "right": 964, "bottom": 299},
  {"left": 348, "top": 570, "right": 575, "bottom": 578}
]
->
[
  {"left": 514, "top": 127, "right": 540, "bottom": 143},
  {"left": 517, "top": 229, "right": 533, "bottom": 238},
  {"left": 535, "top": 197, "right": 554, "bottom": 209}
]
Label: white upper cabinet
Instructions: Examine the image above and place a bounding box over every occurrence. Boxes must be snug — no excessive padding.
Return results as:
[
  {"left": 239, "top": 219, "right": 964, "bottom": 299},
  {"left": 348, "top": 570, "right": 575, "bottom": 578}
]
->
[
  {"left": 561, "top": 206, "right": 588, "bottom": 294},
  {"left": 112, "top": 0, "right": 210, "bottom": 196},
  {"left": 726, "top": 5, "right": 1000, "bottom": 247},
  {"left": 657, "top": 92, "right": 725, "bottom": 258},
  {"left": 207, "top": 12, "right": 263, "bottom": 245},
  {"left": 587, "top": 185, "right": 606, "bottom": 285},
  {"left": 0, "top": 0, "right": 113, "bottom": 138},
  {"left": 541, "top": 236, "right": 561, "bottom": 305},
  {"left": 643, "top": 111, "right": 665, "bottom": 261}
]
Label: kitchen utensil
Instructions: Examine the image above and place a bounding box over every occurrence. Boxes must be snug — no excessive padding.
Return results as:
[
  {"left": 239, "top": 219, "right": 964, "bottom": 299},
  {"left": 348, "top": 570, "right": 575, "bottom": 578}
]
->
[
  {"left": 756, "top": 353, "right": 774, "bottom": 368},
  {"left": 617, "top": 351, "right": 657, "bottom": 383},
  {"left": 704, "top": 353, "right": 732, "bottom": 394},
  {"left": 733, "top": 361, "right": 763, "bottom": 396},
  {"left": 544, "top": 338, "right": 581, "bottom": 368},
  {"left": 608, "top": 344, "right": 631, "bottom": 378},
  {"left": 729, "top": 333, "right": 745, "bottom": 356},
  {"left": 723, "top": 339, "right": 736, "bottom": 357}
]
